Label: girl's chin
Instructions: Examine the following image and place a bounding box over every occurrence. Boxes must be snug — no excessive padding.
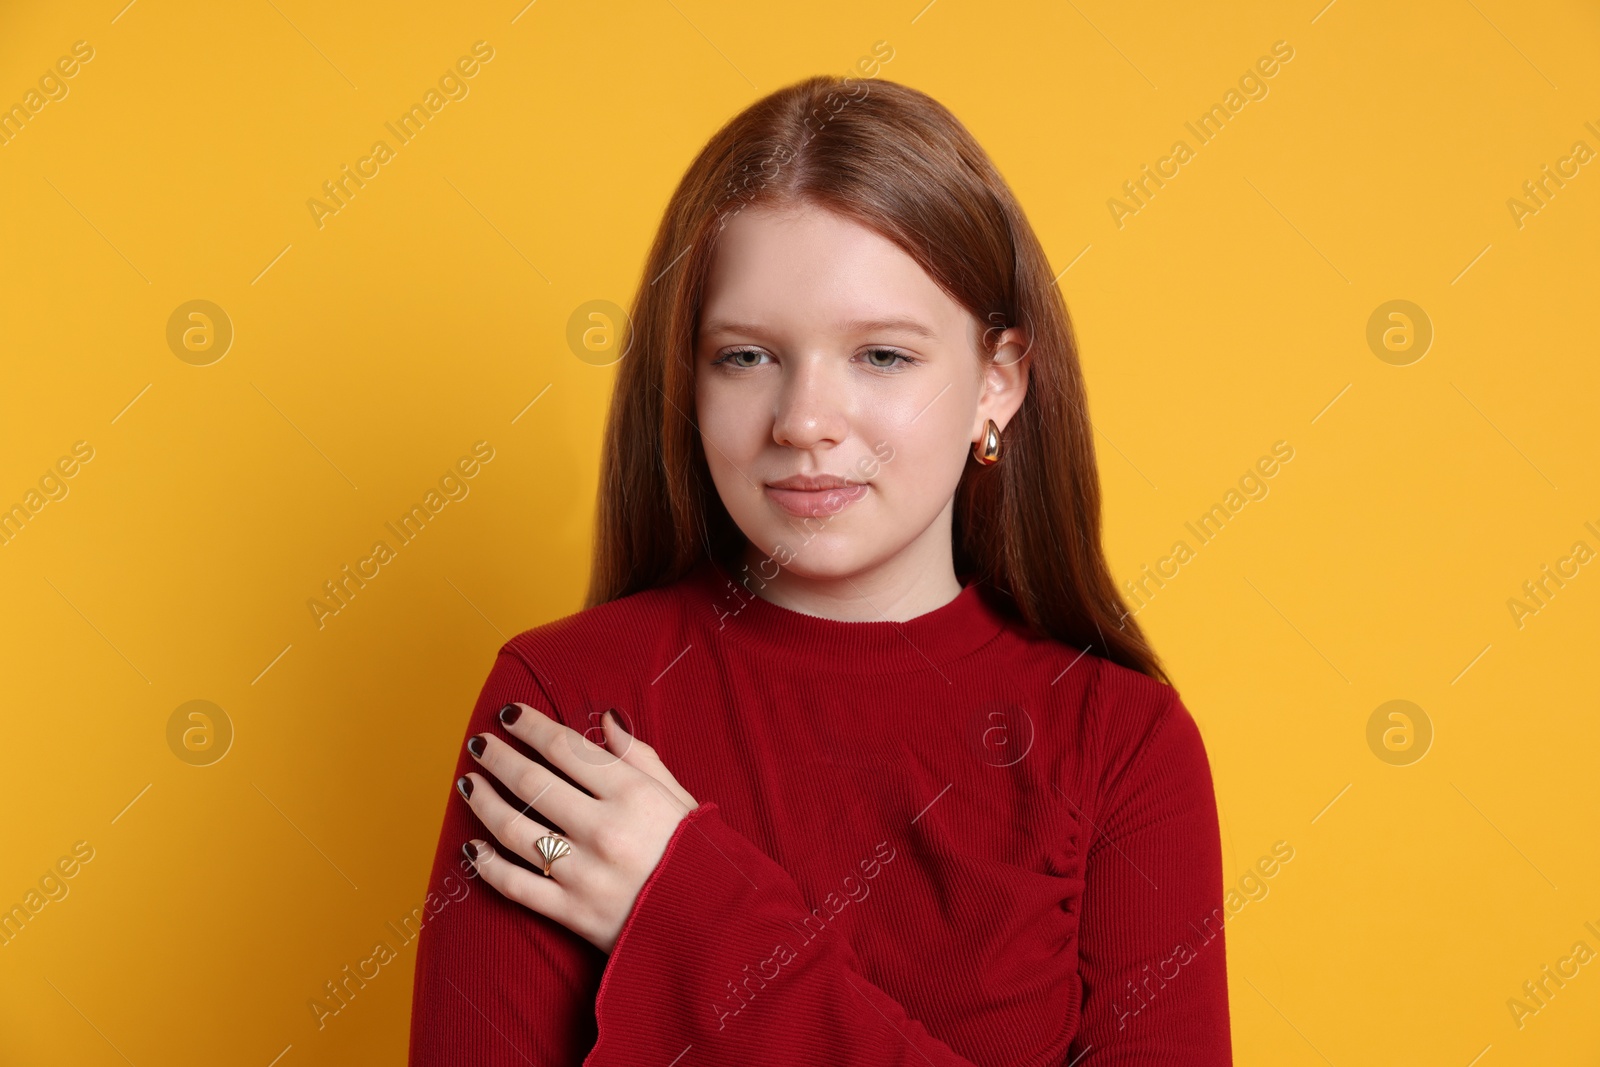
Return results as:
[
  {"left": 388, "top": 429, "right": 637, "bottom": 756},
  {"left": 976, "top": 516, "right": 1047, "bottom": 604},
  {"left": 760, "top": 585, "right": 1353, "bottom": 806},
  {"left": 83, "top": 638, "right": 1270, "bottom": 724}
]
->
[{"left": 739, "top": 530, "right": 869, "bottom": 572}]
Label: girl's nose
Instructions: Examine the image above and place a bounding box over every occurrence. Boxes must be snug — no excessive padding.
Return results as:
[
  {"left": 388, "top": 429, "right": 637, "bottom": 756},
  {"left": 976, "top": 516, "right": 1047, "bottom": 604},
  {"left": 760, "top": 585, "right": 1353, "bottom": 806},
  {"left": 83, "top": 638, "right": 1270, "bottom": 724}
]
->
[{"left": 771, "top": 359, "right": 849, "bottom": 449}]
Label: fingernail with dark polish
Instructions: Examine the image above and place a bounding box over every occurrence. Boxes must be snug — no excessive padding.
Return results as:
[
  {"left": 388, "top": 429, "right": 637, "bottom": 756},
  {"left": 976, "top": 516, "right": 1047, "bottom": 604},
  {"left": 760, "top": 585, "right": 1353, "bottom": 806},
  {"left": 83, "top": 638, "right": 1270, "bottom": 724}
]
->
[
  {"left": 456, "top": 775, "right": 473, "bottom": 800},
  {"left": 499, "top": 703, "right": 522, "bottom": 726},
  {"left": 467, "top": 735, "right": 486, "bottom": 758},
  {"left": 462, "top": 841, "right": 478, "bottom": 862}
]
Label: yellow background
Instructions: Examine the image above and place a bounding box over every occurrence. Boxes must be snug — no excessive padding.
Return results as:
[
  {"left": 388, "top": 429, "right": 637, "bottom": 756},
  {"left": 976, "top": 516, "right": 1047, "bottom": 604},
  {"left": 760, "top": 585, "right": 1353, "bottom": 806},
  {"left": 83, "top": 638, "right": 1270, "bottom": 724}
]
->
[{"left": 1, "top": 0, "right": 1596, "bottom": 1062}]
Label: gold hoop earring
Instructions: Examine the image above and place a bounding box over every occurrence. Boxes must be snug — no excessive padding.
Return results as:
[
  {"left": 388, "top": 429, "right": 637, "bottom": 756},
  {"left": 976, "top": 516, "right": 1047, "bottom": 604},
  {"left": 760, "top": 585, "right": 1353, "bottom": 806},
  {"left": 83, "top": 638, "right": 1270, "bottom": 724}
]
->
[{"left": 972, "top": 419, "right": 1002, "bottom": 465}]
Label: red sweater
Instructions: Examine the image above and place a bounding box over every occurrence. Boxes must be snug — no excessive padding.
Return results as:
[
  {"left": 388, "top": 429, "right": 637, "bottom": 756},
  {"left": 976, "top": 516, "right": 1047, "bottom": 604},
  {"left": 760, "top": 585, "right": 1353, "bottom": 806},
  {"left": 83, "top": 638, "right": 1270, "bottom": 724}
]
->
[{"left": 408, "top": 557, "right": 1231, "bottom": 1065}]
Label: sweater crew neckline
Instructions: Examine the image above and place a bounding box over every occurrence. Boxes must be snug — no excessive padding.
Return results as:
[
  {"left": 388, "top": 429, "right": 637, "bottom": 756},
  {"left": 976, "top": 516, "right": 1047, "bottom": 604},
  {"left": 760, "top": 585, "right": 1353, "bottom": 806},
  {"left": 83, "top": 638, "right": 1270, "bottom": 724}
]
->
[{"left": 687, "top": 556, "right": 1009, "bottom": 673}]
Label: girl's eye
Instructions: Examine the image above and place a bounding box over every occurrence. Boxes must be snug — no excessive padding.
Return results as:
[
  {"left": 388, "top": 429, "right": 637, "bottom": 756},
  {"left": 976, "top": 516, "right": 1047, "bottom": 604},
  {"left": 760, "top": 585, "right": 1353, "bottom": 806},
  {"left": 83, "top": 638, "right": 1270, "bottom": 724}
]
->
[
  {"left": 713, "top": 347, "right": 770, "bottom": 369},
  {"left": 860, "top": 347, "right": 915, "bottom": 370}
]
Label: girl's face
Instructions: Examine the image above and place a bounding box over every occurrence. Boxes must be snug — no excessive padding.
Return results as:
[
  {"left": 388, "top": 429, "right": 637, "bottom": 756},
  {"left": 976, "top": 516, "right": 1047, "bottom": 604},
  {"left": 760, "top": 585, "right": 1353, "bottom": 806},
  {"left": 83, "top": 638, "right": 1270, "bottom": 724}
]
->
[{"left": 694, "top": 201, "right": 1029, "bottom": 585}]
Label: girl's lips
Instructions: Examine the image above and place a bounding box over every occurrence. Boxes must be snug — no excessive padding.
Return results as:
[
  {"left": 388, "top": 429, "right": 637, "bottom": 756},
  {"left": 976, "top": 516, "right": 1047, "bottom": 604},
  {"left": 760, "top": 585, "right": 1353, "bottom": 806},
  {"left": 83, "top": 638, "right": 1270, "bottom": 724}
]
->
[{"left": 764, "top": 483, "right": 869, "bottom": 518}]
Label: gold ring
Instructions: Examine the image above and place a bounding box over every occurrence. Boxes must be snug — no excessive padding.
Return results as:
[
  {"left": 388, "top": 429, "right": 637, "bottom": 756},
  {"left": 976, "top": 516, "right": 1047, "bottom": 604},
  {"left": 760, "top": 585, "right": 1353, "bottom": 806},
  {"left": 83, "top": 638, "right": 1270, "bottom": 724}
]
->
[{"left": 534, "top": 834, "right": 571, "bottom": 877}]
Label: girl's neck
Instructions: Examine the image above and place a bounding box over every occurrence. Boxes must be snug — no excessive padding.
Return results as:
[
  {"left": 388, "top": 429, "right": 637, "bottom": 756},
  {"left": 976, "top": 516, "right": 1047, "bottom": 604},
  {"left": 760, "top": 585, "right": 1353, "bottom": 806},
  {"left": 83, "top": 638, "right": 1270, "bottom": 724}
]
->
[{"left": 733, "top": 530, "right": 964, "bottom": 623}]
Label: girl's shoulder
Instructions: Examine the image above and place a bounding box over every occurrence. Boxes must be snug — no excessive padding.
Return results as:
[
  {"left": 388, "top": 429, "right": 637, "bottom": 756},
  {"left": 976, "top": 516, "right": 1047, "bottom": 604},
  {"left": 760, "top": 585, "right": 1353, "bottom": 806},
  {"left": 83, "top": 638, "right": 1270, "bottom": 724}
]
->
[
  {"left": 994, "top": 619, "right": 1202, "bottom": 791},
  {"left": 506, "top": 569, "right": 705, "bottom": 649},
  {"left": 495, "top": 567, "right": 712, "bottom": 697},
  {"left": 1076, "top": 649, "right": 1212, "bottom": 805},
  {"left": 989, "top": 610, "right": 1183, "bottom": 723}
]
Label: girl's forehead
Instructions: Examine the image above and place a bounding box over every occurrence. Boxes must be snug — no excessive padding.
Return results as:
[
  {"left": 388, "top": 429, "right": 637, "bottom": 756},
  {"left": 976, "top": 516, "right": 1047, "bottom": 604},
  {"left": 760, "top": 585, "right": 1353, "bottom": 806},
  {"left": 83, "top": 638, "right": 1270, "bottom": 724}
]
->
[{"left": 700, "top": 211, "right": 968, "bottom": 338}]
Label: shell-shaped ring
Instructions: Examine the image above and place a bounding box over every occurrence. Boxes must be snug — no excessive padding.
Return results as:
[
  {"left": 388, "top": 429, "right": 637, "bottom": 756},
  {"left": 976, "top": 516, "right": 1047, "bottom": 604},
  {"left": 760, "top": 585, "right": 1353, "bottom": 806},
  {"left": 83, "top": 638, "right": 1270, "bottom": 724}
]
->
[{"left": 534, "top": 834, "right": 572, "bottom": 877}]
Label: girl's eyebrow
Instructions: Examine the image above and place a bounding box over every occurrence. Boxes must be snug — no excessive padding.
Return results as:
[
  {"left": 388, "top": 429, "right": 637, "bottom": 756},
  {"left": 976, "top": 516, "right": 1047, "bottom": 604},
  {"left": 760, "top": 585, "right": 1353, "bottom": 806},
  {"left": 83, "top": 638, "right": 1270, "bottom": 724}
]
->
[{"left": 700, "top": 316, "right": 938, "bottom": 341}]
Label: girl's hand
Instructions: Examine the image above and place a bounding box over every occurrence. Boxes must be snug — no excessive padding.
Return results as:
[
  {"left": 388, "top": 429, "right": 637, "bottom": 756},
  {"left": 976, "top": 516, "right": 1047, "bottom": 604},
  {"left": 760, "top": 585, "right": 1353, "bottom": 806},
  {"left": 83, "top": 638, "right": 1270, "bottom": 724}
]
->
[{"left": 456, "top": 703, "right": 699, "bottom": 954}]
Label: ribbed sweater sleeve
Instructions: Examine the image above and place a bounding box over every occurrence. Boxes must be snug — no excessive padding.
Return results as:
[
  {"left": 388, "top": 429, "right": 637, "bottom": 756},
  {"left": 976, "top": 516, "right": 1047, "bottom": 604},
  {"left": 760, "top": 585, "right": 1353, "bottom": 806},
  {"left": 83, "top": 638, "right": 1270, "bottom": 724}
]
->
[
  {"left": 1068, "top": 676, "right": 1232, "bottom": 1064},
  {"left": 408, "top": 648, "right": 606, "bottom": 1066},
  {"left": 586, "top": 801, "right": 983, "bottom": 1065}
]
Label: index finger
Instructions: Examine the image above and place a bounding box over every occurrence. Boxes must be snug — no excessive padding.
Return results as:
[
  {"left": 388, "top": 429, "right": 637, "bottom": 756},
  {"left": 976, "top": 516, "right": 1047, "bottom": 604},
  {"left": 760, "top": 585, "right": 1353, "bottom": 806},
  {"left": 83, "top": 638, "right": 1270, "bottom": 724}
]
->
[{"left": 496, "top": 702, "right": 636, "bottom": 799}]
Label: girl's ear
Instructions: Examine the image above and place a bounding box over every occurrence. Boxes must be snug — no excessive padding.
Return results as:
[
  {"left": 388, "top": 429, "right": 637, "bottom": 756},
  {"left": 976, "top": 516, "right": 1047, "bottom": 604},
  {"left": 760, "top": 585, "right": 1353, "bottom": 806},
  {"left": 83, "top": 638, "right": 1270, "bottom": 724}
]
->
[
  {"left": 993, "top": 327, "right": 1032, "bottom": 372},
  {"left": 977, "top": 326, "right": 1031, "bottom": 433}
]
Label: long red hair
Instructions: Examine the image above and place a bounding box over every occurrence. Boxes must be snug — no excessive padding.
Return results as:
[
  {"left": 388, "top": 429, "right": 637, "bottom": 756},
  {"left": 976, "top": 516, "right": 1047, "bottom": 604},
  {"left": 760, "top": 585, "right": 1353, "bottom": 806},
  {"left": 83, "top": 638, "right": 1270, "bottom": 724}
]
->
[{"left": 584, "top": 75, "right": 1169, "bottom": 685}]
